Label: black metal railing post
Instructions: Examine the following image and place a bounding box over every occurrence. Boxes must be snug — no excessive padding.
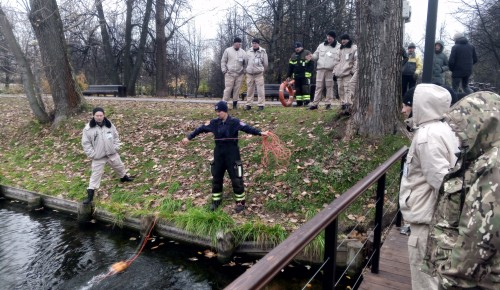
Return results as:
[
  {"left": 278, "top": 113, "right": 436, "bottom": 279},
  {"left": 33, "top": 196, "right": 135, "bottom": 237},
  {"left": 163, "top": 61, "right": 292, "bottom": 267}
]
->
[
  {"left": 371, "top": 174, "right": 386, "bottom": 273},
  {"left": 322, "top": 218, "right": 338, "bottom": 289},
  {"left": 396, "top": 154, "right": 406, "bottom": 227}
]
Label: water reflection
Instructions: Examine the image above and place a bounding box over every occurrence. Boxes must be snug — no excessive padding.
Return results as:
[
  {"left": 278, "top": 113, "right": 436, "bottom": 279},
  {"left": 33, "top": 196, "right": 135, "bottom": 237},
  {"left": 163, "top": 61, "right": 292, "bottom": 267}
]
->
[{"left": 0, "top": 200, "right": 323, "bottom": 289}]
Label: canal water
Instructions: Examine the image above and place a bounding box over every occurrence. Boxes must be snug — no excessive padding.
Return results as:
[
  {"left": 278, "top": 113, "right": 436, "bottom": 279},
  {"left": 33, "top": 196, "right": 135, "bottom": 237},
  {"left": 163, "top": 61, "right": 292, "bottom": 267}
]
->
[{"left": 0, "top": 200, "right": 326, "bottom": 289}]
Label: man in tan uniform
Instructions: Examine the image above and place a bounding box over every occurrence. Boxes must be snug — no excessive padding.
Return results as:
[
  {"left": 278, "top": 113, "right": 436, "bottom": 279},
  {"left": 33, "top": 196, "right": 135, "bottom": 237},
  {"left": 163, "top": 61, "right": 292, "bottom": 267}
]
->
[
  {"left": 333, "top": 34, "right": 357, "bottom": 115},
  {"left": 221, "top": 37, "right": 246, "bottom": 109},
  {"left": 309, "top": 31, "right": 339, "bottom": 110},
  {"left": 81, "top": 107, "right": 134, "bottom": 204},
  {"left": 244, "top": 38, "right": 268, "bottom": 111}
]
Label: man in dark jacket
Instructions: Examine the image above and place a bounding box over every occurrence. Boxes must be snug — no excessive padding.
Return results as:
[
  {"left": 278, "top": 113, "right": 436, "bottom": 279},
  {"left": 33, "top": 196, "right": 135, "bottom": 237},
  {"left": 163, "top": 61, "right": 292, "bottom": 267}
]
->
[
  {"left": 449, "top": 32, "right": 477, "bottom": 94},
  {"left": 286, "top": 42, "right": 314, "bottom": 107},
  {"left": 432, "top": 40, "right": 449, "bottom": 85},
  {"left": 182, "top": 101, "right": 268, "bottom": 213}
]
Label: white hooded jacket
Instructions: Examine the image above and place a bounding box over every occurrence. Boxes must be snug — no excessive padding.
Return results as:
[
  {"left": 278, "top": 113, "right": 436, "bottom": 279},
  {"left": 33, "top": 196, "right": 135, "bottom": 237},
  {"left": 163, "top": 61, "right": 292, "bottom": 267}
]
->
[{"left": 399, "top": 84, "right": 459, "bottom": 224}]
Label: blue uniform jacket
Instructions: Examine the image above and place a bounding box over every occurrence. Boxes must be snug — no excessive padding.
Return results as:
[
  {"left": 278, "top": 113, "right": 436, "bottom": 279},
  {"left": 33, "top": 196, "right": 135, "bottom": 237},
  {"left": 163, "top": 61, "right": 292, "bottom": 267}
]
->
[{"left": 187, "top": 115, "right": 261, "bottom": 145}]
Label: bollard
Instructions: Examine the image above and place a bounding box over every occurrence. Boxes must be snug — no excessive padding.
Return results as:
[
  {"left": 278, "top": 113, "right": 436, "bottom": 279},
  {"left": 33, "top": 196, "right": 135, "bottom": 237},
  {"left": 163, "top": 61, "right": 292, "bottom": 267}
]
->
[
  {"left": 26, "top": 195, "right": 42, "bottom": 211},
  {"left": 216, "top": 230, "right": 235, "bottom": 263},
  {"left": 77, "top": 202, "right": 93, "bottom": 223}
]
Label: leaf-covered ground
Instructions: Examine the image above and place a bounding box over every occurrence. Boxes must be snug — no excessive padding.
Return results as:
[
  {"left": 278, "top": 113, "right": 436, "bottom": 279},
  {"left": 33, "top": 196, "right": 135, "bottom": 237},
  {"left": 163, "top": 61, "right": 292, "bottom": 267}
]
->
[{"left": 0, "top": 95, "right": 409, "bottom": 244}]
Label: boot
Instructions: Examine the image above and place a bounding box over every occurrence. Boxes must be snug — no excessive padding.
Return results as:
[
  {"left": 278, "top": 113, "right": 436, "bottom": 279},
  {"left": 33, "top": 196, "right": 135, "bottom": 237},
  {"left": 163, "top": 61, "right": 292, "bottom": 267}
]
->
[
  {"left": 120, "top": 175, "right": 134, "bottom": 182},
  {"left": 232, "top": 101, "right": 238, "bottom": 110},
  {"left": 235, "top": 201, "right": 246, "bottom": 213},
  {"left": 308, "top": 105, "right": 318, "bottom": 110},
  {"left": 258, "top": 106, "right": 264, "bottom": 111},
  {"left": 210, "top": 200, "right": 221, "bottom": 211},
  {"left": 244, "top": 105, "right": 251, "bottom": 110},
  {"left": 83, "top": 189, "right": 94, "bottom": 204},
  {"left": 325, "top": 104, "right": 332, "bottom": 110},
  {"left": 304, "top": 100, "right": 310, "bottom": 106},
  {"left": 296, "top": 100, "right": 303, "bottom": 107}
]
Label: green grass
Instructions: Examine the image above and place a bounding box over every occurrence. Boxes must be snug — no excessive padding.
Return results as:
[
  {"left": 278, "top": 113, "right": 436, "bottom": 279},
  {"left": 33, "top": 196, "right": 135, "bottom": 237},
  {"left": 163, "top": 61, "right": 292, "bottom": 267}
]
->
[{"left": 0, "top": 97, "right": 410, "bottom": 257}]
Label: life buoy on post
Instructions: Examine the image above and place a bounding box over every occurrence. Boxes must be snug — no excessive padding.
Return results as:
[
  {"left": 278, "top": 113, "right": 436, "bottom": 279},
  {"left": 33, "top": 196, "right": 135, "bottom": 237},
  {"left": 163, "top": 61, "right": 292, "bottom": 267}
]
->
[{"left": 279, "top": 80, "right": 295, "bottom": 107}]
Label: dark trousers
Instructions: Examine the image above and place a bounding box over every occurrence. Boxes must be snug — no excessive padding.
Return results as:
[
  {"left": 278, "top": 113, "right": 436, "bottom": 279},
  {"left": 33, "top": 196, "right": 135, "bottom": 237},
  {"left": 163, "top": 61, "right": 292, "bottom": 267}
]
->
[
  {"left": 402, "top": 75, "right": 416, "bottom": 97},
  {"left": 294, "top": 77, "right": 311, "bottom": 105},
  {"left": 452, "top": 76, "right": 473, "bottom": 94},
  {"left": 211, "top": 144, "right": 244, "bottom": 196}
]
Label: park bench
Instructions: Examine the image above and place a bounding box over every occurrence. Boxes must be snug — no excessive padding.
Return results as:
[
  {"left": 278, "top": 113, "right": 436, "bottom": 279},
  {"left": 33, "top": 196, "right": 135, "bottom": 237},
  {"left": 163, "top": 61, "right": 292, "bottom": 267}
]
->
[
  {"left": 83, "top": 85, "right": 127, "bottom": 97},
  {"left": 242, "top": 83, "right": 318, "bottom": 102}
]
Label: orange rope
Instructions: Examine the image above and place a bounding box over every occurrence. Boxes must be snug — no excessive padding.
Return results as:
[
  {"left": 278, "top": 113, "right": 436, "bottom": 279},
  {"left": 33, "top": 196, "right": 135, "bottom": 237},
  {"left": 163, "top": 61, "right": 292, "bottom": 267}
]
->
[{"left": 261, "top": 132, "right": 291, "bottom": 168}]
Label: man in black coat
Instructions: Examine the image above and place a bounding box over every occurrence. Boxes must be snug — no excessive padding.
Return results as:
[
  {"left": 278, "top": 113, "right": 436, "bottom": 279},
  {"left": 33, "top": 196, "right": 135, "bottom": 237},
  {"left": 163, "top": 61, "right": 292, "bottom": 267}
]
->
[{"left": 449, "top": 32, "right": 478, "bottom": 94}]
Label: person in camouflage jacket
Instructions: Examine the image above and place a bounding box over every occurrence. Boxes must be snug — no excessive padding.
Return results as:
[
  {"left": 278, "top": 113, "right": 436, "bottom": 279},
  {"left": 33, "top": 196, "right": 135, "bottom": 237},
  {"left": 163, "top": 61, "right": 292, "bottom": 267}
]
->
[{"left": 423, "top": 91, "right": 500, "bottom": 290}]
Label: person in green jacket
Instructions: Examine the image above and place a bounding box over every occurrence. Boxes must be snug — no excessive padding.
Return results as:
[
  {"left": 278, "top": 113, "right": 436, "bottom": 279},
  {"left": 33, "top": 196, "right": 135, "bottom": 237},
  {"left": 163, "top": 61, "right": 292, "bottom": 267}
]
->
[{"left": 431, "top": 40, "right": 449, "bottom": 85}]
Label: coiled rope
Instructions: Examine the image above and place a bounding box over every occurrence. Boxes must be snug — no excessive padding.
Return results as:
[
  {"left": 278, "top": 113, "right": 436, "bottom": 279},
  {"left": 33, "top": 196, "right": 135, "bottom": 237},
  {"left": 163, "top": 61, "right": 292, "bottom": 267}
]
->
[{"left": 261, "top": 131, "right": 291, "bottom": 168}]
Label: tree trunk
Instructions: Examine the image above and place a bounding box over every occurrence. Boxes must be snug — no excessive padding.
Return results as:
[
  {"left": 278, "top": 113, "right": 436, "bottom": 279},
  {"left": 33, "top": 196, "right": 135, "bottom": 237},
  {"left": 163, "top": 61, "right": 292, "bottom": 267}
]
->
[
  {"left": 123, "top": 0, "right": 134, "bottom": 94},
  {"left": 155, "top": 0, "right": 168, "bottom": 97},
  {"left": 347, "top": 0, "right": 403, "bottom": 137},
  {"left": 0, "top": 7, "right": 50, "bottom": 123},
  {"left": 95, "top": 0, "right": 119, "bottom": 84}
]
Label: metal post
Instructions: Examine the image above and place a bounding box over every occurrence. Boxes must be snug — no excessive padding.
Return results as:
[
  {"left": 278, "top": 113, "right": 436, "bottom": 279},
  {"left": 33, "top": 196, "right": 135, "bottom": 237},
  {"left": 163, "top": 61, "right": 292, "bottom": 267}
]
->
[
  {"left": 422, "top": 0, "right": 439, "bottom": 83},
  {"left": 371, "top": 174, "right": 386, "bottom": 273},
  {"left": 322, "top": 218, "right": 338, "bottom": 289}
]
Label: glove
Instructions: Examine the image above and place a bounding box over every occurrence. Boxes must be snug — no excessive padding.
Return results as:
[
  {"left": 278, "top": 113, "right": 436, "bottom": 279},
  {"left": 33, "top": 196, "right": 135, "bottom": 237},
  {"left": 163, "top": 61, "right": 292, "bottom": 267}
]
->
[{"left": 333, "top": 75, "right": 337, "bottom": 81}]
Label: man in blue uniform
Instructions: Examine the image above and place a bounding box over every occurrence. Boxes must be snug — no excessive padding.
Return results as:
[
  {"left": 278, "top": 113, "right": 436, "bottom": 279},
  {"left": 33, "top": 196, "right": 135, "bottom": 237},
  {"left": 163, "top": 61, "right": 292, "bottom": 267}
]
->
[{"left": 182, "top": 101, "right": 269, "bottom": 213}]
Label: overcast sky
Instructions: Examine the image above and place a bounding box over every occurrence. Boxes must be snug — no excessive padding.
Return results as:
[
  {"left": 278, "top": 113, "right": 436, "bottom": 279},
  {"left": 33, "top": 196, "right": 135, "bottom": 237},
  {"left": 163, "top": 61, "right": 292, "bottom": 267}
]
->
[{"left": 190, "top": 0, "right": 466, "bottom": 50}]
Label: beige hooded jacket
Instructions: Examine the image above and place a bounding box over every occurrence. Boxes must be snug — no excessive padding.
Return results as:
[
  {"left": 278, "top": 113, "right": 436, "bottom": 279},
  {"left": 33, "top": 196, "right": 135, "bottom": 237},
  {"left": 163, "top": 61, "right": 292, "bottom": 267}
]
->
[{"left": 399, "top": 84, "right": 459, "bottom": 225}]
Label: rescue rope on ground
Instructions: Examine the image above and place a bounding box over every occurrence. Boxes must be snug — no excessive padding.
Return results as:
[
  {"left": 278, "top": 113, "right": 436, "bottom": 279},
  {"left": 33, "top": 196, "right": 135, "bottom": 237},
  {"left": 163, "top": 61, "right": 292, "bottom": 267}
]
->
[
  {"left": 279, "top": 80, "right": 295, "bottom": 107},
  {"left": 261, "top": 131, "right": 291, "bottom": 168},
  {"left": 99, "top": 216, "right": 158, "bottom": 281}
]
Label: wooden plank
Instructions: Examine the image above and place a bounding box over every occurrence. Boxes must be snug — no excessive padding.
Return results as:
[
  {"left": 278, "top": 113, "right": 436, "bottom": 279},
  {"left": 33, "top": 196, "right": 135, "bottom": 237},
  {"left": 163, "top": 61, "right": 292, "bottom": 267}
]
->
[
  {"left": 379, "top": 250, "right": 410, "bottom": 264},
  {"left": 362, "top": 273, "right": 412, "bottom": 290}
]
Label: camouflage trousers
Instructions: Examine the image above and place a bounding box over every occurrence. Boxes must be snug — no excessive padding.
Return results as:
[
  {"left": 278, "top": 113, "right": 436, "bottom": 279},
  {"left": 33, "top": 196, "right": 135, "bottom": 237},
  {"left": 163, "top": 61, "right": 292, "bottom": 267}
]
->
[
  {"left": 408, "top": 223, "right": 439, "bottom": 290},
  {"left": 88, "top": 153, "right": 127, "bottom": 189}
]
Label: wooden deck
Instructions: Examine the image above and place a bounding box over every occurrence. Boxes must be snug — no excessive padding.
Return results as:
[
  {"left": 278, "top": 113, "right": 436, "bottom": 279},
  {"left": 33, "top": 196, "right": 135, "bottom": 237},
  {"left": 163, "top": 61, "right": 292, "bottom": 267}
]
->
[{"left": 358, "top": 227, "right": 412, "bottom": 290}]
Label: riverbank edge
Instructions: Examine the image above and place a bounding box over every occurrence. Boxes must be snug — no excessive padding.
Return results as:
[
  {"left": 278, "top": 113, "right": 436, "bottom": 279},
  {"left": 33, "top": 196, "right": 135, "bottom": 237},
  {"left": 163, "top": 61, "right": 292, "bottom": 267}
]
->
[{"left": 0, "top": 184, "right": 361, "bottom": 267}]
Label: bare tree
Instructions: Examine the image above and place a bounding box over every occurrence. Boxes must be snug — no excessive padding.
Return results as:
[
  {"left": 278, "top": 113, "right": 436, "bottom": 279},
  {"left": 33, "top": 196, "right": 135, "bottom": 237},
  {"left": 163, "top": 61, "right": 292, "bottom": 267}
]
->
[
  {"left": 0, "top": 6, "right": 50, "bottom": 123},
  {"left": 95, "top": 0, "right": 119, "bottom": 84},
  {"left": 28, "top": 0, "right": 84, "bottom": 125},
  {"left": 347, "top": 0, "right": 403, "bottom": 137},
  {"left": 184, "top": 23, "right": 203, "bottom": 96}
]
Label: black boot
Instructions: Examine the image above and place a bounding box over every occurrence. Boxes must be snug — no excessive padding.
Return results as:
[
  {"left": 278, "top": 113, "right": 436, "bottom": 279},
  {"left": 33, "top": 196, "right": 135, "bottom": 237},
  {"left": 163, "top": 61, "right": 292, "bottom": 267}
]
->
[
  {"left": 210, "top": 200, "right": 221, "bottom": 211},
  {"left": 232, "top": 101, "right": 238, "bottom": 110},
  {"left": 244, "top": 105, "right": 251, "bottom": 110},
  {"left": 304, "top": 100, "right": 310, "bottom": 106},
  {"left": 258, "top": 106, "right": 264, "bottom": 111},
  {"left": 120, "top": 175, "right": 134, "bottom": 182},
  {"left": 83, "top": 189, "right": 94, "bottom": 204},
  {"left": 308, "top": 105, "right": 318, "bottom": 110},
  {"left": 325, "top": 104, "right": 332, "bottom": 110},
  {"left": 296, "top": 100, "right": 303, "bottom": 107}
]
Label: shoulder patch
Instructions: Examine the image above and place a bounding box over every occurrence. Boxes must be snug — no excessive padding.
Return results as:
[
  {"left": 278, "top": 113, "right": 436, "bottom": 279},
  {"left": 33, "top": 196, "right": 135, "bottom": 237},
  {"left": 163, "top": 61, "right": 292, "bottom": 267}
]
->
[
  {"left": 205, "top": 120, "right": 210, "bottom": 126},
  {"left": 240, "top": 121, "right": 247, "bottom": 126}
]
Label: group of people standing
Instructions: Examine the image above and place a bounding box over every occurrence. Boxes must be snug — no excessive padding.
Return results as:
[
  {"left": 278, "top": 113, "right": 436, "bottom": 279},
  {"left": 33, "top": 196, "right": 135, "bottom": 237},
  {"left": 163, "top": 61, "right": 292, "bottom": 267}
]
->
[
  {"left": 221, "top": 31, "right": 358, "bottom": 115},
  {"left": 402, "top": 32, "right": 478, "bottom": 99}
]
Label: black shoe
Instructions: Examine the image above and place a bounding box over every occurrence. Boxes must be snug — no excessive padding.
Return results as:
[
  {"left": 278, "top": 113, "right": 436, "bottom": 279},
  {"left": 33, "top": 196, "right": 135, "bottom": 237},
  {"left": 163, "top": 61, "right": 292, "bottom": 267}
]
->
[
  {"left": 304, "top": 101, "right": 310, "bottom": 106},
  {"left": 258, "top": 106, "right": 264, "bottom": 111},
  {"left": 296, "top": 101, "right": 303, "bottom": 107},
  {"left": 232, "top": 101, "right": 238, "bottom": 110},
  {"left": 325, "top": 104, "right": 332, "bottom": 110},
  {"left": 235, "top": 203, "right": 245, "bottom": 213},
  {"left": 210, "top": 200, "right": 221, "bottom": 211},
  {"left": 83, "top": 189, "right": 94, "bottom": 204},
  {"left": 120, "top": 175, "right": 134, "bottom": 182},
  {"left": 244, "top": 105, "right": 251, "bottom": 110},
  {"left": 308, "top": 105, "right": 318, "bottom": 110}
]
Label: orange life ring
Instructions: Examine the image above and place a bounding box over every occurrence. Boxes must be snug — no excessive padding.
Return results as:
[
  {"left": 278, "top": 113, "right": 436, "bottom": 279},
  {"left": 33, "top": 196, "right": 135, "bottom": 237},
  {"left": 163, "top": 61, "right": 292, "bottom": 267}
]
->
[{"left": 279, "top": 80, "right": 295, "bottom": 107}]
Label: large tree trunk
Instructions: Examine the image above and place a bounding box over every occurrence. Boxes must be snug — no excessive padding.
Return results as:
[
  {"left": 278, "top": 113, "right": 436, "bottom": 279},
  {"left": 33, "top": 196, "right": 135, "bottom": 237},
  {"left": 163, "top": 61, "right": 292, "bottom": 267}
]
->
[
  {"left": 346, "top": 0, "right": 403, "bottom": 137},
  {"left": 0, "top": 7, "right": 50, "bottom": 123},
  {"left": 123, "top": 0, "right": 153, "bottom": 96},
  {"left": 123, "top": 0, "right": 134, "bottom": 94},
  {"left": 95, "top": 0, "right": 119, "bottom": 84},
  {"left": 155, "top": 0, "right": 167, "bottom": 97},
  {"left": 28, "top": 0, "right": 84, "bottom": 125}
]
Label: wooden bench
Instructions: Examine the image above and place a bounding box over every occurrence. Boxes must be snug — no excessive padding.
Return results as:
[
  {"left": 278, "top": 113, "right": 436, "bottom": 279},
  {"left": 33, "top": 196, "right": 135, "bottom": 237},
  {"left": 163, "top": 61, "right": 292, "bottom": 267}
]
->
[
  {"left": 242, "top": 84, "right": 290, "bottom": 101},
  {"left": 83, "top": 85, "right": 127, "bottom": 97}
]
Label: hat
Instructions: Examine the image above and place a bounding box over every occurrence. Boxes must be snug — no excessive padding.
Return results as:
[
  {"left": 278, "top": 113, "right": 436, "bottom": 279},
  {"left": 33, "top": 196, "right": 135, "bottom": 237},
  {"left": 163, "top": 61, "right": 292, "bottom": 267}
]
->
[
  {"left": 252, "top": 38, "right": 260, "bottom": 44},
  {"left": 233, "top": 37, "right": 242, "bottom": 43},
  {"left": 294, "top": 41, "right": 302, "bottom": 48},
  {"left": 403, "top": 87, "right": 415, "bottom": 107},
  {"left": 453, "top": 32, "right": 464, "bottom": 41},
  {"left": 408, "top": 42, "right": 416, "bottom": 48},
  {"left": 340, "top": 34, "right": 350, "bottom": 40},
  {"left": 327, "top": 31, "right": 336, "bottom": 38},
  {"left": 92, "top": 107, "right": 104, "bottom": 115},
  {"left": 214, "top": 101, "right": 228, "bottom": 112}
]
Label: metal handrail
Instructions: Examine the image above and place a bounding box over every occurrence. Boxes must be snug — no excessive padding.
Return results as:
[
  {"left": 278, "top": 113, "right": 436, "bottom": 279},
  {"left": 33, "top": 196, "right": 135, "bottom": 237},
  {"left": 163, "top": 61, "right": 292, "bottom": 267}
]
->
[{"left": 225, "top": 146, "right": 409, "bottom": 290}]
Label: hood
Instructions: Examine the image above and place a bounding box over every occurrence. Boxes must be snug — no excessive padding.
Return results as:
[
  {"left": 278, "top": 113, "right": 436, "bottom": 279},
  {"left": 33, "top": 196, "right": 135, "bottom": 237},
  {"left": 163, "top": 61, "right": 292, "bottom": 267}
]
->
[
  {"left": 412, "top": 84, "right": 451, "bottom": 127},
  {"left": 435, "top": 40, "right": 444, "bottom": 53},
  {"left": 444, "top": 91, "right": 500, "bottom": 160}
]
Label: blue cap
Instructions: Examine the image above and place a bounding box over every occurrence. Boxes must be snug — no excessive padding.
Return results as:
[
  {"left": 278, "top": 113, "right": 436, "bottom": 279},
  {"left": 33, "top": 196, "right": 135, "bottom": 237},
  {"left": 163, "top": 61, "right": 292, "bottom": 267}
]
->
[{"left": 215, "top": 101, "right": 228, "bottom": 112}]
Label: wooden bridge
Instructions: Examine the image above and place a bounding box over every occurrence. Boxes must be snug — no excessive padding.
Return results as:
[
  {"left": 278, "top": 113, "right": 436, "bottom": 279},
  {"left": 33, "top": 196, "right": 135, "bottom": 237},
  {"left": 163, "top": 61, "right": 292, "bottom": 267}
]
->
[{"left": 359, "top": 226, "right": 412, "bottom": 290}]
